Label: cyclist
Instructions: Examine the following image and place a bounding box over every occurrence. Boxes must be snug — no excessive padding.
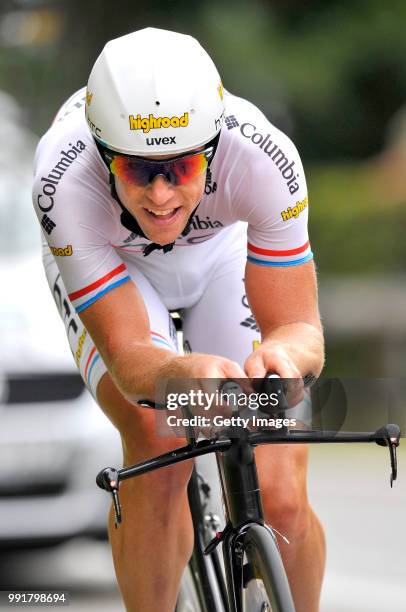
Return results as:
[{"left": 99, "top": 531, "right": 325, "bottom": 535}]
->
[{"left": 33, "top": 27, "right": 325, "bottom": 612}]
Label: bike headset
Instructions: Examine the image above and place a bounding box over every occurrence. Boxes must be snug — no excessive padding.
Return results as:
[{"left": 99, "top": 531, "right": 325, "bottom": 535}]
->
[{"left": 86, "top": 27, "right": 225, "bottom": 256}]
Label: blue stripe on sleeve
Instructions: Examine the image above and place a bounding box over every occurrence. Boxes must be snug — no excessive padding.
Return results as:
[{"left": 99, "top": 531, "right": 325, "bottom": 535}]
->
[
  {"left": 75, "top": 276, "right": 131, "bottom": 313},
  {"left": 247, "top": 252, "right": 313, "bottom": 267},
  {"left": 87, "top": 354, "right": 101, "bottom": 384}
]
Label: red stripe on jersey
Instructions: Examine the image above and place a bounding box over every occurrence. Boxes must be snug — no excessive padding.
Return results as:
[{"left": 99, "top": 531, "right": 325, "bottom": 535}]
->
[
  {"left": 84, "top": 346, "right": 97, "bottom": 380},
  {"left": 69, "top": 263, "right": 126, "bottom": 301},
  {"left": 247, "top": 241, "right": 310, "bottom": 257},
  {"left": 151, "top": 331, "right": 170, "bottom": 341}
]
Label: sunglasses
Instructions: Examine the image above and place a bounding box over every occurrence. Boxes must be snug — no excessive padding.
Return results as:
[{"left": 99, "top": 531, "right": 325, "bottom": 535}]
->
[{"left": 102, "top": 146, "right": 214, "bottom": 187}]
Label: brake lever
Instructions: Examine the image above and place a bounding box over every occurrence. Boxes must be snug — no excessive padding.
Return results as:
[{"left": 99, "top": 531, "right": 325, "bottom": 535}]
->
[
  {"left": 389, "top": 442, "right": 398, "bottom": 488},
  {"left": 374, "top": 424, "right": 400, "bottom": 487},
  {"left": 96, "top": 467, "right": 122, "bottom": 526},
  {"left": 265, "top": 374, "right": 289, "bottom": 412}
]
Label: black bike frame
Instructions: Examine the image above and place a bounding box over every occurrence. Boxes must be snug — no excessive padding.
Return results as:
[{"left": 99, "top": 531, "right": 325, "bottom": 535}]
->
[
  {"left": 187, "top": 468, "right": 229, "bottom": 612},
  {"left": 97, "top": 424, "right": 400, "bottom": 612},
  {"left": 217, "top": 432, "right": 267, "bottom": 611}
]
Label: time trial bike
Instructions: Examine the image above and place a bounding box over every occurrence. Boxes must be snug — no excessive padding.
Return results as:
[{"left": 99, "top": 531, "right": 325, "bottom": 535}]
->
[{"left": 96, "top": 376, "right": 400, "bottom": 612}]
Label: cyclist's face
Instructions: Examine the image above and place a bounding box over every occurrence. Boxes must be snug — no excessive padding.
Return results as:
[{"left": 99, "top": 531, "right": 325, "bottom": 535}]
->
[{"left": 114, "top": 166, "right": 206, "bottom": 245}]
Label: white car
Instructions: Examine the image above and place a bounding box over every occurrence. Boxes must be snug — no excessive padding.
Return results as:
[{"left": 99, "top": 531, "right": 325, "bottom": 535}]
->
[{"left": 0, "top": 91, "right": 122, "bottom": 547}]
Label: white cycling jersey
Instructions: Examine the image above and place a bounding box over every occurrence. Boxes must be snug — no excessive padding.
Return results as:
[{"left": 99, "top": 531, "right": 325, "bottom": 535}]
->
[
  {"left": 33, "top": 87, "right": 313, "bottom": 397},
  {"left": 33, "top": 87, "right": 312, "bottom": 314}
]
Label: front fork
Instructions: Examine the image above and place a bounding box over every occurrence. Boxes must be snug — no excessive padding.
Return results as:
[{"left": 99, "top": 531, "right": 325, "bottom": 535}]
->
[{"left": 222, "top": 527, "right": 246, "bottom": 612}]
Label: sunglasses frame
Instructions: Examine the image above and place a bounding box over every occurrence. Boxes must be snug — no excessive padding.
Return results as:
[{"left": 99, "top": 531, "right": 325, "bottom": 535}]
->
[{"left": 101, "top": 145, "right": 215, "bottom": 187}]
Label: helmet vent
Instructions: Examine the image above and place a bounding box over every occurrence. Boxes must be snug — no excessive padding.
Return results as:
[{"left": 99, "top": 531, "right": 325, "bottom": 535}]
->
[{"left": 155, "top": 100, "right": 160, "bottom": 105}]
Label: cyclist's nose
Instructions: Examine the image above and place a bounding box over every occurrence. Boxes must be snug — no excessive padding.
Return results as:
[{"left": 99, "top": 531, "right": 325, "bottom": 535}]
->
[{"left": 146, "top": 174, "right": 174, "bottom": 206}]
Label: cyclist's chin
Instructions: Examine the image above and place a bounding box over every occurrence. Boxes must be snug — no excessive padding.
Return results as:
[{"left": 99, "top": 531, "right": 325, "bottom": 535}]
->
[{"left": 138, "top": 207, "right": 189, "bottom": 245}]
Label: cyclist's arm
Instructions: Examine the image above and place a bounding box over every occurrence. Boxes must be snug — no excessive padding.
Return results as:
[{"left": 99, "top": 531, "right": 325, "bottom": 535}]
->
[
  {"left": 79, "top": 281, "right": 245, "bottom": 403},
  {"left": 244, "top": 260, "right": 324, "bottom": 379}
]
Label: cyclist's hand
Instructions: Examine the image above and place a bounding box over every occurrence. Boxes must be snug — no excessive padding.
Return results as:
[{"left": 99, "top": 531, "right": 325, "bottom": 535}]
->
[
  {"left": 244, "top": 342, "right": 304, "bottom": 406},
  {"left": 244, "top": 341, "right": 300, "bottom": 378},
  {"left": 178, "top": 353, "right": 247, "bottom": 379},
  {"left": 159, "top": 354, "right": 249, "bottom": 438}
]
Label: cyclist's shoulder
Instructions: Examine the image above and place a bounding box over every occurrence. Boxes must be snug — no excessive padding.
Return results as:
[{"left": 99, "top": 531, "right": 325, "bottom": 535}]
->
[
  {"left": 216, "top": 91, "right": 305, "bottom": 208},
  {"left": 33, "top": 87, "right": 105, "bottom": 194},
  {"left": 32, "top": 87, "right": 112, "bottom": 227},
  {"left": 53, "top": 87, "right": 88, "bottom": 125},
  {"left": 34, "top": 87, "right": 97, "bottom": 173},
  {"left": 222, "top": 90, "right": 300, "bottom": 159}
]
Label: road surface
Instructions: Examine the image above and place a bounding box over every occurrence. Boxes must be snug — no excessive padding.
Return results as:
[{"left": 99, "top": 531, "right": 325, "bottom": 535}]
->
[{"left": 0, "top": 444, "right": 404, "bottom": 611}]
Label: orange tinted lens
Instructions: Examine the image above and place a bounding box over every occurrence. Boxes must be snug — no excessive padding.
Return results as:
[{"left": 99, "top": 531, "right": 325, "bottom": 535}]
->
[
  {"left": 110, "top": 156, "right": 150, "bottom": 186},
  {"left": 109, "top": 151, "right": 208, "bottom": 186},
  {"left": 171, "top": 153, "right": 208, "bottom": 185}
]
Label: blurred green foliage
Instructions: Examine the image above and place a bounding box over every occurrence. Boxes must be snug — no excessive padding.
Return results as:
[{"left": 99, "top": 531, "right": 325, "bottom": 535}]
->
[
  {"left": 308, "top": 162, "right": 406, "bottom": 274},
  {"left": 2, "top": 0, "right": 405, "bottom": 278},
  {"left": 2, "top": 0, "right": 405, "bottom": 277},
  {"left": 322, "top": 337, "right": 384, "bottom": 377},
  {"left": 1, "top": 0, "right": 404, "bottom": 378},
  {"left": 2, "top": 0, "right": 406, "bottom": 162}
]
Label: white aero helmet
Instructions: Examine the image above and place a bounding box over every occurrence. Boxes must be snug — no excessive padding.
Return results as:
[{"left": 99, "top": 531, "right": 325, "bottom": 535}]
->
[{"left": 86, "top": 27, "right": 225, "bottom": 156}]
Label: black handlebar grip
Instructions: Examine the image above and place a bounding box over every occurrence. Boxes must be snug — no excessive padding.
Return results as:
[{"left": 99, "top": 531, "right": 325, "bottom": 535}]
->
[
  {"left": 375, "top": 424, "right": 401, "bottom": 447},
  {"left": 96, "top": 468, "right": 109, "bottom": 490},
  {"left": 260, "top": 374, "right": 289, "bottom": 413},
  {"left": 96, "top": 467, "right": 119, "bottom": 491}
]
